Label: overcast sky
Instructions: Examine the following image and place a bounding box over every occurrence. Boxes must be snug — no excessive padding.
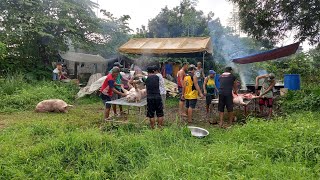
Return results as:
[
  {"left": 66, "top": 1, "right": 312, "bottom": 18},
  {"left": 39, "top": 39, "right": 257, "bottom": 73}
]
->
[
  {"left": 96, "top": 0, "right": 312, "bottom": 50},
  {"left": 97, "top": 0, "right": 233, "bottom": 30}
]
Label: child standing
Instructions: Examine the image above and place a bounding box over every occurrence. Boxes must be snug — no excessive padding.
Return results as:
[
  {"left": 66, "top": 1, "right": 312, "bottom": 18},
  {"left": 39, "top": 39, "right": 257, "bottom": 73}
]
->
[{"left": 145, "top": 66, "right": 164, "bottom": 129}]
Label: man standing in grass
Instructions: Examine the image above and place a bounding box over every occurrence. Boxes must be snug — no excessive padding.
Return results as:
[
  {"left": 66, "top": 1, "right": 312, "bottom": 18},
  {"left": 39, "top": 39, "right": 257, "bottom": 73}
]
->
[
  {"left": 218, "top": 67, "right": 238, "bottom": 128},
  {"left": 255, "top": 73, "right": 276, "bottom": 119},
  {"left": 100, "top": 68, "right": 126, "bottom": 120},
  {"left": 177, "top": 62, "right": 188, "bottom": 116},
  {"left": 182, "top": 66, "right": 204, "bottom": 123},
  {"left": 145, "top": 66, "right": 164, "bottom": 129},
  {"left": 203, "top": 70, "right": 219, "bottom": 123}
]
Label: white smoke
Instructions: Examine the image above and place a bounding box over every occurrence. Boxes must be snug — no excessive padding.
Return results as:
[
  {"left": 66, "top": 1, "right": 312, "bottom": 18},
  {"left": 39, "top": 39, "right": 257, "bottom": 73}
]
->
[{"left": 208, "top": 21, "right": 266, "bottom": 89}]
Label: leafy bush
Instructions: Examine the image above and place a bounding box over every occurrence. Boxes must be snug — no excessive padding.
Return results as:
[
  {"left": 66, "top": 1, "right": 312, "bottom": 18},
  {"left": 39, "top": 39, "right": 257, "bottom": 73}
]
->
[
  {"left": 0, "top": 75, "right": 78, "bottom": 112},
  {"left": 278, "top": 84, "right": 320, "bottom": 112}
]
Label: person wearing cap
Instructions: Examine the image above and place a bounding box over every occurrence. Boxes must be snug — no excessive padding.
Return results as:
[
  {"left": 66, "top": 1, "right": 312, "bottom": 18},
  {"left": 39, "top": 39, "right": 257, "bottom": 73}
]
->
[
  {"left": 100, "top": 67, "right": 126, "bottom": 120},
  {"left": 195, "top": 62, "right": 205, "bottom": 92},
  {"left": 145, "top": 66, "right": 164, "bottom": 129},
  {"left": 255, "top": 73, "right": 276, "bottom": 118},
  {"left": 109, "top": 62, "right": 124, "bottom": 116},
  {"left": 218, "top": 67, "right": 238, "bottom": 128},
  {"left": 203, "top": 70, "right": 219, "bottom": 122},
  {"left": 182, "top": 66, "right": 205, "bottom": 123}
]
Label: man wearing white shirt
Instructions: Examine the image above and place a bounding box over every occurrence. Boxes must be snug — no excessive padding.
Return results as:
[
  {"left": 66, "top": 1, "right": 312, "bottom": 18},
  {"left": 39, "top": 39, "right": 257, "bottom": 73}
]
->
[{"left": 155, "top": 66, "right": 167, "bottom": 108}]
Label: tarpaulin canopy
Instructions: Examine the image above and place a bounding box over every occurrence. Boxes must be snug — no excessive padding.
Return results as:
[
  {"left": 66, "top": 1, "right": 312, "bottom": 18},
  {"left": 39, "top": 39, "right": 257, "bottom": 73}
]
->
[
  {"left": 118, "top": 37, "right": 213, "bottom": 55},
  {"left": 232, "top": 42, "right": 300, "bottom": 64},
  {"left": 59, "top": 51, "right": 107, "bottom": 63}
]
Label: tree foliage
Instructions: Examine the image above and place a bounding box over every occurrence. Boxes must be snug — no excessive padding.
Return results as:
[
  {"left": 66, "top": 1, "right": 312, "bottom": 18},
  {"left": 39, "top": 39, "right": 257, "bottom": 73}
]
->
[
  {"left": 0, "top": 0, "right": 131, "bottom": 78},
  {"left": 0, "top": 42, "right": 6, "bottom": 60},
  {"left": 136, "top": 0, "right": 212, "bottom": 38},
  {"left": 230, "top": 0, "right": 320, "bottom": 45}
]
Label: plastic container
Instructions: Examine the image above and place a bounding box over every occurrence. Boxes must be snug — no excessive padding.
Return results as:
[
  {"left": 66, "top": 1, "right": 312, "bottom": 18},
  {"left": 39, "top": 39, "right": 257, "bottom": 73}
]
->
[
  {"left": 214, "top": 74, "right": 220, "bottom": 89},
  {"left": 284, "top": 74, "right": 301, "bottom": 90}
]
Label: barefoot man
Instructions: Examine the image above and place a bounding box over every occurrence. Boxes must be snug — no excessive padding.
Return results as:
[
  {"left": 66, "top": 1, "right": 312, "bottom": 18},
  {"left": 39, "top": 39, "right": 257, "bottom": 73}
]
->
[
  {"left": 100, "top": 68, "right": 126, "bottom": 120},
  {"left": 255, "top": 73, "right": 276, "bottom": 118},
  {"left": 182, "top": 66, "right": 204, "bottom": 123},
  {"left": 218, "top": 67, "right": 238, "bottom": 128},
  {"left": 177, "top": 62, "right": 188, "bottom": 116}
]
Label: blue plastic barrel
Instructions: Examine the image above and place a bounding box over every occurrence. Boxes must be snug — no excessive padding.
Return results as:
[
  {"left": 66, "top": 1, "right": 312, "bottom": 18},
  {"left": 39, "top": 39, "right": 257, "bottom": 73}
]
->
[
  {"left": 284, "top": 74, "right": 301, "bottom": 90},
  {"left": 215, "top": 74, "right": 220, "bottom": 89}
]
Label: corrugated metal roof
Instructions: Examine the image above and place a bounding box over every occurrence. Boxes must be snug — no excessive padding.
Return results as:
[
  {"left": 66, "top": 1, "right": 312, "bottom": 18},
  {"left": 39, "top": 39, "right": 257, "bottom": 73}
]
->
[{"left": 59, "top": 52, "right": 107, "bottom": 63}]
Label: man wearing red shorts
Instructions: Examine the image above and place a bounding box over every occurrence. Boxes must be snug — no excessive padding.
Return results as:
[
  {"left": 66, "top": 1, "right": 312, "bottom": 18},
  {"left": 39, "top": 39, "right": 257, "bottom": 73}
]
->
[{"left": 255, "top": 73, "right": 276, "bottom": 118}]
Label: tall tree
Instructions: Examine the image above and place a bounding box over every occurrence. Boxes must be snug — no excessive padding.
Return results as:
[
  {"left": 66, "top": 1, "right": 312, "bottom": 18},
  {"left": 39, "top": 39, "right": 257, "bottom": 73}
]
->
[
  {"left": 94, "top": 10, "right": 132, "bottom": 57},
  {"left": 146, "top": 0, "right": 212, "bottom": 38},
  {"left": 0, "top": 0, "right": 101, "bottom": 72},
  {"left": 0, "top": 0, "right": 131, "bottom": 77},
  {"left": 229, "top": 0, "right": 320, "bottom": 45}
]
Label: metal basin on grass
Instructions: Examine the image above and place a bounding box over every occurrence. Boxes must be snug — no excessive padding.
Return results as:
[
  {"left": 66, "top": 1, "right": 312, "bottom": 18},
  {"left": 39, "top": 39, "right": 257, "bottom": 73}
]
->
[{"left": 188, "top": 126, "right": 209, "bottom": 138}]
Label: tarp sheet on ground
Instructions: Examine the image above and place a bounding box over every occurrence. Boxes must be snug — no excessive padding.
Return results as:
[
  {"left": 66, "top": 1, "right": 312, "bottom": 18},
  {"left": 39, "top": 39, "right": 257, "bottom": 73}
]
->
[
  {"left": 232, "top": 42, "right": 300, "bottom": 64},
  {"left": 76, "top": 73, "right": 104, "bottom": 98},
  {"left": 118, "top": 37, "right": 213, "bottom": 55}
]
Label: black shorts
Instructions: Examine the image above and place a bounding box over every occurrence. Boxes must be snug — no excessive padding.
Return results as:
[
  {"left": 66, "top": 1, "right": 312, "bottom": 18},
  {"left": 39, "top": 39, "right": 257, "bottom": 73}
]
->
[
  {"left": 218, "top": 94, "right": 233, "bottom": 112},
  {"left": 147, "top": 98, "right": 164, "bottom": 118},
  {"left": 185, "top": 99, "right": 197, "bottom": 109},
  {"left": 100, "top": 94, "right": 112, "bottom": 108},
  {"left": 206, "top": 94, "right": 215, "bottom": 105},
  {"left": 178, "top": 87, "right": 185, "bottom": 101}
]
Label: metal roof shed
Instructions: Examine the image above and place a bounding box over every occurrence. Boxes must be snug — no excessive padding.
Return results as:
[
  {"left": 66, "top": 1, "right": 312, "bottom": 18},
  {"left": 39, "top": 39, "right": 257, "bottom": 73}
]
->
[{"left": 59, "top": 52, "right": 107, "bottom": 63}]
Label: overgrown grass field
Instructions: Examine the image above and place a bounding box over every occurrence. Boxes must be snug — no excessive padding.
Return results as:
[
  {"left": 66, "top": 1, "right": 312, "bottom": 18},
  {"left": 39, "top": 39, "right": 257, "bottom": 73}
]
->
[{"left": 1, "top": 77, "right": 320, "bottom": 179}]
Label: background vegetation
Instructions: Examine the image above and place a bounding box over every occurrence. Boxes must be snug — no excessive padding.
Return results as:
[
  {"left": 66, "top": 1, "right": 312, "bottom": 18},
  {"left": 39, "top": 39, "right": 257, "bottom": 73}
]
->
[
  {"left": 0, "top": 0, "right": 320, "bottom": 178},
  {"left": 1, "top": 103, "right": 320, "bottom": 179}
]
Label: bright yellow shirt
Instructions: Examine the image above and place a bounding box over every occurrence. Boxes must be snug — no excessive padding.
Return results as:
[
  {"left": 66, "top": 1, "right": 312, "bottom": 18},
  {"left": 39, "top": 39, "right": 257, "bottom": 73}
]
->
[{"left": 184, "top": 75, "right": 198, "bottom": 99}]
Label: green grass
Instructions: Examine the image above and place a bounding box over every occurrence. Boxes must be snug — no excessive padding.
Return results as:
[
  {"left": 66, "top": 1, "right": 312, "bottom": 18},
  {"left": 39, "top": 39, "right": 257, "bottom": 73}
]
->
[
  {"left": 1, "top": 100, "right": 320, "bottom": 179},
  {"left": 1, "top": 77, "right": 320, "bottom": 179},
  {"left": 0, "top": 75, "right": 78, "bottom": 113}
]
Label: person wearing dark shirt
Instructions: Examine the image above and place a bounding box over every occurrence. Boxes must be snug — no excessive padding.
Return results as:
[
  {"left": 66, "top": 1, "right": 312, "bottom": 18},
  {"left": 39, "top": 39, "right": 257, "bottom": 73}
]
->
[
  {"left": 145, "top": 66, "right": 164, "bottom": 129},
  {"left": 218, "top": 67, "right": 238, "bottom": 128},
  {"left": 100, "top": 68, "right": 125, "bottom": 120}
]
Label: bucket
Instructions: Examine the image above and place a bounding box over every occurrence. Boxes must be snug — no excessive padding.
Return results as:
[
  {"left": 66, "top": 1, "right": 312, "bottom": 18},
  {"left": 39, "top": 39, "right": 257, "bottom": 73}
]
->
[
  {"left": 214, "top": 74, "right": 220, "bottom": 89},
  {"left": 284, "top": 74, "right": 301, "bottom": 90}
]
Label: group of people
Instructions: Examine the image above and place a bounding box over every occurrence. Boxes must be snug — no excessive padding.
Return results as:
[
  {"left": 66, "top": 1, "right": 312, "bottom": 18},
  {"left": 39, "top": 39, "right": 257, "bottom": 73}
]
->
[
  {"left": 99, "top": 61, "right": 276, "bottom": 129},
  {"left": 177, "top": 63, "right": 276, "bottom": 128},
  {"left": 99, "top": 62, "right": 166, "bottom": 128}
]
